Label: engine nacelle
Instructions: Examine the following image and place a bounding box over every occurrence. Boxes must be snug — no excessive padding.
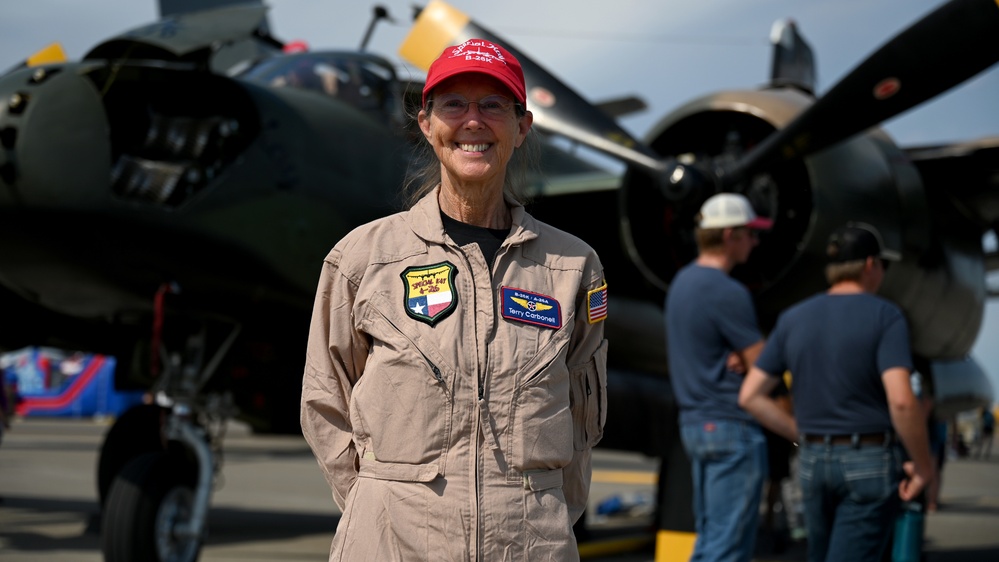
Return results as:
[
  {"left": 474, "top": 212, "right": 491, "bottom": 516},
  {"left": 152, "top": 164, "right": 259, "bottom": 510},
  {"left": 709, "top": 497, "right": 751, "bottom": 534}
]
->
[{"left": 619, "top": 88, "right": 986, "bottom": 360}]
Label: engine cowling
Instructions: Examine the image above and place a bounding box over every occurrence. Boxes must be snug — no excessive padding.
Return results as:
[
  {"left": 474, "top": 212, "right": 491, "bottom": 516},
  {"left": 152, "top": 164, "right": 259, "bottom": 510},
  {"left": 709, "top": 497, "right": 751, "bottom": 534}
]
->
[{"left": 619, "top": 87, "right": 985, "bottom": 360}]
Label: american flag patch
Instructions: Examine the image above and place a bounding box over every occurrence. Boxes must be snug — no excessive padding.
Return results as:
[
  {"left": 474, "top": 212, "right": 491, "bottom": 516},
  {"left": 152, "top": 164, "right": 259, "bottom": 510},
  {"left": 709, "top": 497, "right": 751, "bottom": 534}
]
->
[{"left": 586, "top": 283, "right": 608, "bottom": 324}]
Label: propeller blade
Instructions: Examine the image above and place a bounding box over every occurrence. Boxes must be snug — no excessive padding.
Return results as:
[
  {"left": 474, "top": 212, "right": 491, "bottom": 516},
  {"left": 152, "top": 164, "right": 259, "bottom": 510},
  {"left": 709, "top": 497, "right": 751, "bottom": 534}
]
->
[
  {"left": 2, "top": 43, "right": 67, "bottom": 77},
  {"left": 724, "top": 0, "right": 999, "bottom": 188},
  {"left": 595, "top": 95, "right": 648, "bottom": 119}
]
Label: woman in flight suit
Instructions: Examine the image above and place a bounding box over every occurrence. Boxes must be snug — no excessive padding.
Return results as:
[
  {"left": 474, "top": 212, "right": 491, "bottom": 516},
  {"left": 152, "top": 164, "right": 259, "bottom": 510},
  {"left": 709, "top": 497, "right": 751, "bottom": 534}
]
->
[{"left": 301, "top": 38, "right": 609, "bottom": 561}]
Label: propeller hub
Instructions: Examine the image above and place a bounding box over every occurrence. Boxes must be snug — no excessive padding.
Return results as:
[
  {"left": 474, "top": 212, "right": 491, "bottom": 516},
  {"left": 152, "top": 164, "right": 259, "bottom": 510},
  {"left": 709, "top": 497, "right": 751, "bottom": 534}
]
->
[
  {"left": 659, "top": 163, "right": 693, "bottom": 201},
  {"left": 658, "top": 161, "right": 720, "bottom": 207}
]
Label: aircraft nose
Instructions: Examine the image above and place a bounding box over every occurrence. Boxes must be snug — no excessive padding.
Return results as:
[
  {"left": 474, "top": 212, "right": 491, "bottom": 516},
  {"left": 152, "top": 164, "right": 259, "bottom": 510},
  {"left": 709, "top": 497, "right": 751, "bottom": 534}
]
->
[{"left": 0, "top": 64, "right": 111, "bottom": 207}]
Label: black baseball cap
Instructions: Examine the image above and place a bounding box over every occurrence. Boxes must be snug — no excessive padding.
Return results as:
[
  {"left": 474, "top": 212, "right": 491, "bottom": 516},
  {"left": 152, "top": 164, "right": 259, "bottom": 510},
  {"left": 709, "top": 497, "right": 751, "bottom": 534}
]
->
[{"left": 826, "top": 223, "right": 901, "bottom": 264}]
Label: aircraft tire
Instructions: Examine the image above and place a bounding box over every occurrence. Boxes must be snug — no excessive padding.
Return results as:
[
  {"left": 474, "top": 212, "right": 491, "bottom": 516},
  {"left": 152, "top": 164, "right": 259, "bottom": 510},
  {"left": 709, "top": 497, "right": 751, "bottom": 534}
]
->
[
  {"left": 97, "top": 404, "right": 166, "bottom": 509},
  {"left": 101, "top": 451, "right": 201, "bottom": 562}
]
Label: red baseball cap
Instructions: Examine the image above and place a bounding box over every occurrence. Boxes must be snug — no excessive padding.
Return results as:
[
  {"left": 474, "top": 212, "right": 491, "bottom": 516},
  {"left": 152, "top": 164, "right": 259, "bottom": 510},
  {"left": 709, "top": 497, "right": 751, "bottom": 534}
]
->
[{"left": 421, "top": 38, "right": 526, "bottom": 108}]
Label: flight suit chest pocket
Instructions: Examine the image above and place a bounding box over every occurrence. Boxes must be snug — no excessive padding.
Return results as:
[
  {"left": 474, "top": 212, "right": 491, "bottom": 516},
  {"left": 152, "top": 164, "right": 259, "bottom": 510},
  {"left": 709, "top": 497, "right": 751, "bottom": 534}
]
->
[
  {"left": 510, "top": 330, "right": 573, "bottom": 470},
  {"left": 570, "top": 339, "right": 608, "bottom": 451},
  {"left": 351, "top": 295, "right": 455, "bottom": 469}
]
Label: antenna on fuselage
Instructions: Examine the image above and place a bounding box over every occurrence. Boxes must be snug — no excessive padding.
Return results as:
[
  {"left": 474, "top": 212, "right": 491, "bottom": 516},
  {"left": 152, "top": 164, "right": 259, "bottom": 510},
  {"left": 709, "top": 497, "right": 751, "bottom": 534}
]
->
[{"left": 360, "top": 5, "right": 394, "bottom": 51}]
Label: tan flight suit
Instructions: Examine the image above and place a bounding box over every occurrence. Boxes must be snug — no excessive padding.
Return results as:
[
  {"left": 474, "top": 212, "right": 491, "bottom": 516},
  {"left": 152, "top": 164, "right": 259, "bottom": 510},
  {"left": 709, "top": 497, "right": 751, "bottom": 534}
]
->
[{"left": 302, "top": 187, "right": 608, "bottom": 561}]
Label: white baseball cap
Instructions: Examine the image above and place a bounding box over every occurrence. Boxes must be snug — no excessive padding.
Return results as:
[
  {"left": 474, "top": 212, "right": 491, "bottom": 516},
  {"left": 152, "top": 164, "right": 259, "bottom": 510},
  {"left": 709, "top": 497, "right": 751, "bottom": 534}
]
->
[{"left": 698, "top": 193, "right": 774, "bottom": 230}]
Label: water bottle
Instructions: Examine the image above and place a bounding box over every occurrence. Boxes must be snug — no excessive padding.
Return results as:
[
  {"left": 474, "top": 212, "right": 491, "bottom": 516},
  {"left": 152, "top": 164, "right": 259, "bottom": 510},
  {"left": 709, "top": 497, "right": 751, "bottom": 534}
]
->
[{"left": 892, "top": 500, "right": 924, "bottom": 562}]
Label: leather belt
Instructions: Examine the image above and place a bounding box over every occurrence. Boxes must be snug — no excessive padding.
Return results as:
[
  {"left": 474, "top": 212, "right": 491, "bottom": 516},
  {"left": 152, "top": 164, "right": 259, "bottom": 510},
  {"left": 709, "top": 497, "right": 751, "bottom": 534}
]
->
[{"left": 802, "top": 432, "right": 894, "bottom": 446}]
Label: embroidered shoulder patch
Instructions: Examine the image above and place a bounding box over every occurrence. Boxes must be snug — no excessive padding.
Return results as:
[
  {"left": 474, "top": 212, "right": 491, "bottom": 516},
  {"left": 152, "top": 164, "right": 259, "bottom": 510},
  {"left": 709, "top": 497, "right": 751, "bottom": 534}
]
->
[
  {"left": 401, "top": 262, "right": 458, "bottom": 326},
  {"left": 501, "top": 287, "right": 561, "bottom": 329},
  {"left": 587, "top": 282, "right": 608, "bottom": 324}
]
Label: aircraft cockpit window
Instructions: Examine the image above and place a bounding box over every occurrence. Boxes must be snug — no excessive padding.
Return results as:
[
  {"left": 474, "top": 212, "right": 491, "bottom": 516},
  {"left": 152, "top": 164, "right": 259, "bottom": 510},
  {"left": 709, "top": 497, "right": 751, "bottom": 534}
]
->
[{"left": 239, "top": 53, "right": 396, "bottom": 116}]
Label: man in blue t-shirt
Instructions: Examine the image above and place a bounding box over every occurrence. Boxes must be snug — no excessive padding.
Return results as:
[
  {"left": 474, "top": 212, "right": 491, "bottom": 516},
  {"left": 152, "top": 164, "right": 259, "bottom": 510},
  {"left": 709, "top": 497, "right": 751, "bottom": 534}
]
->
[
  {"left": 739, "top": 223, "right": 934, "bottom": 562},
  {"left": 665, "top": 192, "right": 772, "bottom": 562}
]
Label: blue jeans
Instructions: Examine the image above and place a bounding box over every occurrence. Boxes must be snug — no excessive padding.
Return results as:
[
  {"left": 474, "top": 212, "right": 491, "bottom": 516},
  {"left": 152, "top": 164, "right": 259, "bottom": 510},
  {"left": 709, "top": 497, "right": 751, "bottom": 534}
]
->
[
  {"left": 681, "top": 420, "right": 767, "bottom": 562},
  {"left": 797, "top": 440, "right": 903, "bottom": 562}
]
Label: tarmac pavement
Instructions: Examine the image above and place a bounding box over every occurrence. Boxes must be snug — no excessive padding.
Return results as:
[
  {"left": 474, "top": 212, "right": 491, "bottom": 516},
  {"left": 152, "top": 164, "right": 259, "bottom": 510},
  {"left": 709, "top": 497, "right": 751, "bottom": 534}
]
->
[{"left": 1, "top": 417, "right": 997, "bottom": 561}]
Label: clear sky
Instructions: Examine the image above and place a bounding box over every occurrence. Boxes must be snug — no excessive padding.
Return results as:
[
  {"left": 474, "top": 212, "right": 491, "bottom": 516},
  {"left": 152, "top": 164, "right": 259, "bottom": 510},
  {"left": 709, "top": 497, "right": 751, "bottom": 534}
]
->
[{"left": 1, "top": 0, "right": 997, "bottom": 396}]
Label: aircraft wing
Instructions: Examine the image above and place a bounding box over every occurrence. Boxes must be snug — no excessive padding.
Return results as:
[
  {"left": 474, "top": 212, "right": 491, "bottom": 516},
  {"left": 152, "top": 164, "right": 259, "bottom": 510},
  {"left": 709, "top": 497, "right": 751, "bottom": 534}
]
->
[
  {"left": 904, "top": 137, "right": 999, "bottom": 235},
  {"left": 904, "top": 137, "right": 999, "bottom": 297}
]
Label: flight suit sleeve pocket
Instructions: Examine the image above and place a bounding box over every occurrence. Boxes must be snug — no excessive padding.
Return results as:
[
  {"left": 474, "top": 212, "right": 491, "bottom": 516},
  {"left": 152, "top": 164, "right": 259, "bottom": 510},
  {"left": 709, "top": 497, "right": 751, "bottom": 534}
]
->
[{"left": 570, "top": 339, "right": 608, "bottom": 451}]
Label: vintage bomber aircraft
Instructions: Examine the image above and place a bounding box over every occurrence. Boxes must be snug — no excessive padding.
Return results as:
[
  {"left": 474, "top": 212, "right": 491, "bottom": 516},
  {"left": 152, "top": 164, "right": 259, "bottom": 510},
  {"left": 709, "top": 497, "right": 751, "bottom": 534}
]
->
[
  {"left": 0, "top": 1, "right": 634, "bottom": 560},
  {"left": 0, "top": 0, "right": 997, "bottom": 560},
  {"left": 405, "top": 0, "right": 999, "bottom": 552}
]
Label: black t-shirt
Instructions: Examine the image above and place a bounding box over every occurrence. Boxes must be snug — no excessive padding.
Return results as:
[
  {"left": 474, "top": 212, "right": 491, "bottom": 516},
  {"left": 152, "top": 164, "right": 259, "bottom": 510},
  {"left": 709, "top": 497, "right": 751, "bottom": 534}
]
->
[{"left": 441, "top": 212, "right": 509, "bottom": 266}]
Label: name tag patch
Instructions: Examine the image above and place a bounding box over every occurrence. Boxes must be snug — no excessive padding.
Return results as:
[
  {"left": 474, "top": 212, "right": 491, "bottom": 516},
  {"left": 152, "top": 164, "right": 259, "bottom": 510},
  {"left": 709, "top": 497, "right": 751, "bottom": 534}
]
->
[
  {"left": 402, "top": 262, "right": 458, "bottom": 326},
  {"left": 501, "top": 287, "right": 561, "bottom": 329}
]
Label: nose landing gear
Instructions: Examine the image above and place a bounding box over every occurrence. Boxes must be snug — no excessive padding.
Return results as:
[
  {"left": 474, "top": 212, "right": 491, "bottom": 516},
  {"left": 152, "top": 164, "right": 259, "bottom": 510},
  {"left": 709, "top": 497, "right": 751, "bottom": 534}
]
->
[{"left": 100, "top": 310, "right": 241, "bottom": 562}]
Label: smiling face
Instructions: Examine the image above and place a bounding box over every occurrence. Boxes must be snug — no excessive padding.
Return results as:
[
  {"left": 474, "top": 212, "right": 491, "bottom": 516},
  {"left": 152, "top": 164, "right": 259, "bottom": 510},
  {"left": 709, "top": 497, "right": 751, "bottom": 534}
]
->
[{"left": 418, "top": 74, "right": 532, "bottom": 194}]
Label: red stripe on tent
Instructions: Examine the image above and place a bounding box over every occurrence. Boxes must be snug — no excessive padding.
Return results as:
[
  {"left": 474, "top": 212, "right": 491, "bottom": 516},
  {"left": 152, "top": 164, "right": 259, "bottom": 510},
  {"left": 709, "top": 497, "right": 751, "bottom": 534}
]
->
[{"left": 16, "top": 356, "right": 107, "bottom": 416}]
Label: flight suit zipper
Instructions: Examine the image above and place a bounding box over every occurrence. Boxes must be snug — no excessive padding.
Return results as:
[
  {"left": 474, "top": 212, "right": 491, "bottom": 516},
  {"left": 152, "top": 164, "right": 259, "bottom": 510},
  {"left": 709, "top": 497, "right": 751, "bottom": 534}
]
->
[
  {"left": 366, "top": 299, "right": 453, "bottom": 400},
  {"left": 443, "top": 239, "right": 486, "bottom": 562},
  {"left": 427, "top": 357, "right": 450, "bottom": 401}
]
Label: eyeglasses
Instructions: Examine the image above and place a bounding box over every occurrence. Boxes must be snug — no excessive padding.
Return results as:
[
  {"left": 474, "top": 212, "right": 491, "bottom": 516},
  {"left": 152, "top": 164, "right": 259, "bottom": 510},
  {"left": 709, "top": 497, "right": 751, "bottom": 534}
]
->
[{"left": 430, "top": 93, "right": 521, "bottom": 118}]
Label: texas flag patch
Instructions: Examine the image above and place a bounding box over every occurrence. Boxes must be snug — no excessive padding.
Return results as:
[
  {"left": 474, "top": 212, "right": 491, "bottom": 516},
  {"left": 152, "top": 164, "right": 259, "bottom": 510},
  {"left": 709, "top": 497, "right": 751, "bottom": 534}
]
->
[
  {"left": 401, "top": 262, "right": 458, "bottom": 326},
  {"left": 501, "top": 287, "right": 561, "bottom": 329}
]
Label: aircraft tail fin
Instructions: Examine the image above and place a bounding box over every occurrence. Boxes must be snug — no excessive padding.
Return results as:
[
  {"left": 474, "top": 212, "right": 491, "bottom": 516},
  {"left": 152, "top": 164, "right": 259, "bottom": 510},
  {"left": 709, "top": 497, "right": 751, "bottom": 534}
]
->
[{"left": 769, "top": 19, "right": 815, "bottom": 95}]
